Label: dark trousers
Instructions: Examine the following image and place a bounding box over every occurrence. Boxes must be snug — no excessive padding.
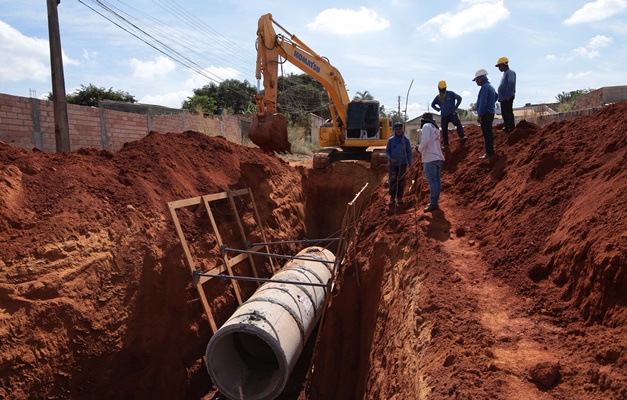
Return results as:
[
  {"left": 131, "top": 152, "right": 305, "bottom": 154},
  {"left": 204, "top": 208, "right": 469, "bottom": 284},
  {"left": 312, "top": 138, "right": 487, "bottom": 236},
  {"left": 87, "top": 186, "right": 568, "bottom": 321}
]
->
[
  {"left": 441, "top": 112, "right": 465, "bottom": 145},
  {"left": 388, "top": 164, "right": 407, "bottom": 199},
  {"left": 481, "top": 113, "right": 495, "bottom": 155},
  {"left": 500, "top": 98, "right": 515, "bottom": 130}
]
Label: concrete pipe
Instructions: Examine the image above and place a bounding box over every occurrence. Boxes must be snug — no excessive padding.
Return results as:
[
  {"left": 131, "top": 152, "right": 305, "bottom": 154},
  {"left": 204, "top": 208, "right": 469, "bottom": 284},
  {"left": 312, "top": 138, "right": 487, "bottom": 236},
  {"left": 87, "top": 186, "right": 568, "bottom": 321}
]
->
[{"left": 205, "top": 246, "right": 334, "bottom": 400}]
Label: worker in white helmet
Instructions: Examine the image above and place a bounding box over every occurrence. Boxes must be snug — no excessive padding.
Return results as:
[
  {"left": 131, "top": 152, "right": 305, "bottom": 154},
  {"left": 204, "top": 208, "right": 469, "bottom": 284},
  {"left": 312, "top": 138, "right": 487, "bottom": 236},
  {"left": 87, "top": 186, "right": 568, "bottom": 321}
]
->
[
  {"left": 473, "top": 69, "right": 497, "bottom": 159},
  {"left": 495, "top": 56, "right": 517, "bottom": 132}
]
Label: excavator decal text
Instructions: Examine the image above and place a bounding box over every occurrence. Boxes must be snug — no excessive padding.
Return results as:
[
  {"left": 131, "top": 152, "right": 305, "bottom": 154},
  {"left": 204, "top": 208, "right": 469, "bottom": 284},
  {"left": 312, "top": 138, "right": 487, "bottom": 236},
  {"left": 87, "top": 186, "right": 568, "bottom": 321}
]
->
[{"left": 293, "top": 50, "right": 321, "bottom": 74}]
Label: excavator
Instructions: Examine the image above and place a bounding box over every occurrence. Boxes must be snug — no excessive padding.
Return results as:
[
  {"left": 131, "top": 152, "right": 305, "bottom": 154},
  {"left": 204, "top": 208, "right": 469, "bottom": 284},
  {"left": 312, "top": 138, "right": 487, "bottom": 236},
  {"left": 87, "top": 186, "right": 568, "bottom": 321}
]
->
[{"left": 248, "top": 13, "right": 393, "bottom": 169}]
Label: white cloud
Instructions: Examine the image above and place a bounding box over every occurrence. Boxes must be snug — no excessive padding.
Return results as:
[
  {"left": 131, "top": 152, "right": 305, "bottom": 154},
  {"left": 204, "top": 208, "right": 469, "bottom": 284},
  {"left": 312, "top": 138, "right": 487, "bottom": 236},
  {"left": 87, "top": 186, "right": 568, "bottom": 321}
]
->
[
  {"left": 308, "top": 7, "right": 389, "bottom": 35},
  {"left": 587, "top": 34, "right": 613, "bottom": 49},
  {"left": 131, "top": 56, "right": 176, "bottom": 79},
  {"left": 546, "top": 35, "right": 613, "bottom": 61},
  {"left": 564, "top": 0, "right": 627, "bottom": 25},
  {"left": 140, "top": 90, "right": 191, "bottom": 109},
  {"left": 419, "top": 0, "right": 510, "bottom": 39},
  {"left": 566, "top": 71, "right": 593, "bottom": 79},
  {"left": 0, "top": 20, "right": 49, "bottom": 82}
]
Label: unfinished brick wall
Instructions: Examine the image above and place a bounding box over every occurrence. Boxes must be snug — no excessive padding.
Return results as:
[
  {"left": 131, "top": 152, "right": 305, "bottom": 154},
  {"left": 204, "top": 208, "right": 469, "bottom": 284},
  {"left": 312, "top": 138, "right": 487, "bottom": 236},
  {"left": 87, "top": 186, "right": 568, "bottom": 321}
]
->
[{"left": 0, "top": 93, "right": 247, "bottom": 153}]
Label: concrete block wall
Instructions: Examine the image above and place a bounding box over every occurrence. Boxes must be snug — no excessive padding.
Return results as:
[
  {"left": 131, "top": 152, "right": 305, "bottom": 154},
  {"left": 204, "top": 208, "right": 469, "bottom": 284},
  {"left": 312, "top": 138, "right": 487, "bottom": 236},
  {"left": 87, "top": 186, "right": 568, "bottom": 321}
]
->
[
  {"left": 576, "top": 85, "right": 627, "bottom": 109},
  {"left": 0, "top": 93, "right": 245, "bottom": 153}
]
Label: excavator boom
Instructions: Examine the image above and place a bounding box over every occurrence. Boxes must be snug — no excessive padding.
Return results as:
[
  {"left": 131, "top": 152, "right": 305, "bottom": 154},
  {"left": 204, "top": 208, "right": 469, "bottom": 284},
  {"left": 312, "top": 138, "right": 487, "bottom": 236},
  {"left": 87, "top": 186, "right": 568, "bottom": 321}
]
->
[
  {"left": 249, "top": 13, "right": 392, "bottom": 166},
  {"left": 249, "top": 13, "right": 351, "bottom": 153}
]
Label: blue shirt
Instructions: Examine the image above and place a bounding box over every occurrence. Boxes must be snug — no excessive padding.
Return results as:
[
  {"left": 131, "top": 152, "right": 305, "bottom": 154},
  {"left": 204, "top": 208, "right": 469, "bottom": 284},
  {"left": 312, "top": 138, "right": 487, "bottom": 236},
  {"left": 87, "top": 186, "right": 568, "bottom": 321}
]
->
[
  {"left": 431, "top": 91, "right": 462, "bottom": 118},
  {"left": 385, "top": 133, "right": 412, "bottom": 166},
  {"left": 498, "top": 69, "right": 516, "bottom": 101},
  {"left": 476, "top": 78, "right": 497, "bottom": 117}
]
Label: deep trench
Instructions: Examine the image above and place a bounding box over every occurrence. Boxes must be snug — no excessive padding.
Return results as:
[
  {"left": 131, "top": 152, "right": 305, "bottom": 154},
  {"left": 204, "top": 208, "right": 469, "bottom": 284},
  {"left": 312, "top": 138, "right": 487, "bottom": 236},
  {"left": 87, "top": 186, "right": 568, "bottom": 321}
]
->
[
  {"left": 206, "top": 163, "right": 386, "bottom": 400},
  {"left": 267, "top": 163, "right": 386, "bottom": 399}
]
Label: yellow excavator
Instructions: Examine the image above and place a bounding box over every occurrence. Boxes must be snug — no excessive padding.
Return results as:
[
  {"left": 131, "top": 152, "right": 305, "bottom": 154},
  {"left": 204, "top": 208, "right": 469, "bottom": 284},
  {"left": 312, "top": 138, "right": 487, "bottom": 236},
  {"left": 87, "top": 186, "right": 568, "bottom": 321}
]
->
[{"left": 248, "top": 13, "right": 392, "bottom": 168}]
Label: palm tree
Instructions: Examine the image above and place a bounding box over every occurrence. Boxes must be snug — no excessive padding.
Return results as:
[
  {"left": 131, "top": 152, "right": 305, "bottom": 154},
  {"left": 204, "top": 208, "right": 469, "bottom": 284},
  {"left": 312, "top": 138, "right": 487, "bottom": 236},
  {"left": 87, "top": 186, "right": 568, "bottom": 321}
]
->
[{"left": 353, "top": 90, "right": 374, "bottom": 101}]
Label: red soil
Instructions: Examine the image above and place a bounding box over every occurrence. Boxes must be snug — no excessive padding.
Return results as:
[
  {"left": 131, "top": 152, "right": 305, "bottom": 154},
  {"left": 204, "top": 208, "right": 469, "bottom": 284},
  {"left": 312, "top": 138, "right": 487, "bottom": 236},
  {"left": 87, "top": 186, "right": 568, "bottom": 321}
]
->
[{"left": 1, "top": 102, "right": 626, "bottom": 400}]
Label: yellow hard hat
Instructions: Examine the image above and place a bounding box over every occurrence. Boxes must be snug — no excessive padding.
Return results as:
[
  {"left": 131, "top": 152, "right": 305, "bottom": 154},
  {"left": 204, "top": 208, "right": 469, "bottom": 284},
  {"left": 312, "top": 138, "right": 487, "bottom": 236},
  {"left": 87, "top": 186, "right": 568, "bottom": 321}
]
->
[
  {"left": 495, "top": 56, "right": 509, "bottom": 66},
  {"left": 438, "top": 80, "right": 447, "bottom": 89}
]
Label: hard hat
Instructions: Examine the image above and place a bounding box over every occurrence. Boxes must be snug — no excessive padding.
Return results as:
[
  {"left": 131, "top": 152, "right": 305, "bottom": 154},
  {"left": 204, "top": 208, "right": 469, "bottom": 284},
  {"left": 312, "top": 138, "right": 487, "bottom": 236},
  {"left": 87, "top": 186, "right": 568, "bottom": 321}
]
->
[
  {"left": 472, "top": 69, "right": 488, "bottom": 81},
  {"left": 495, "top": 56, "right": 509, "bottom": 66},
  {"left": 438, "top": 80, "right": 447, "bottom": 89}
]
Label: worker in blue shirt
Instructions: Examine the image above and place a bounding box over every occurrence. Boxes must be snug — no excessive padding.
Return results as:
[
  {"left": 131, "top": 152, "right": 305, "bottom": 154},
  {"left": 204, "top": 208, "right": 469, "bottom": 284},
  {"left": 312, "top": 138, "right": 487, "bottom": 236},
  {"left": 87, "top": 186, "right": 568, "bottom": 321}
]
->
[
  {"left": 431, "top": 80, "right": 467, "bottom": 149},
  {"left": 385, "top": 123, "right": 413, "bottom": 205},
  {"left": 473, "top": 69, "right": 497, "bottom": 159},
  {"left": 496, "top": 56, "right": 517, "bottom": 132}
]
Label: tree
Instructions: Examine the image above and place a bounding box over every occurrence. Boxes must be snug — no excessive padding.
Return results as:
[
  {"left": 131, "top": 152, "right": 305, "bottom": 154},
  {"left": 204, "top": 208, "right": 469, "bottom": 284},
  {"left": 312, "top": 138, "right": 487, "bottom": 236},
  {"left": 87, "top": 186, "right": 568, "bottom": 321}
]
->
[
  {"left": 555, "top": 88, "right": 594, "bottom": 112},
  {"left": 48, "top": 84, "right": 136, "bottom": 107},
  {"left": 183, "top": 79, "right": 257, "bottom": 115},
  {"left": 182, "top": 95, "right": 217, "bottom": 115},
  {"left": 353, "top": 90, "right": 374, "bottom": 101},
  {"left": 276, "top": 73, "right": 327, "bottom": 126}
]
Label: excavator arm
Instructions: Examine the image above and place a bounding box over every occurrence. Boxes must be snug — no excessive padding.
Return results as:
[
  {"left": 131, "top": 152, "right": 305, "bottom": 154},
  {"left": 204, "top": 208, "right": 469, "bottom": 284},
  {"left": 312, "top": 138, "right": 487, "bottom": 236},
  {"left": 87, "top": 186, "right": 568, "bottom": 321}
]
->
[{"left": 249, "top": 13, "right": 351, "bottom": 153}]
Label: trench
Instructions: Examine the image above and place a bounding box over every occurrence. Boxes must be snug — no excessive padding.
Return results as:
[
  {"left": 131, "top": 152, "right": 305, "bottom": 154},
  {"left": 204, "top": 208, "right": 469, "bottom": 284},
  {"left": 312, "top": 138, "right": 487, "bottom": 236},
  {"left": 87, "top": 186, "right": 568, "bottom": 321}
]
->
[{"left": 206, "top": 161, "right": 386, "bottom": 400}]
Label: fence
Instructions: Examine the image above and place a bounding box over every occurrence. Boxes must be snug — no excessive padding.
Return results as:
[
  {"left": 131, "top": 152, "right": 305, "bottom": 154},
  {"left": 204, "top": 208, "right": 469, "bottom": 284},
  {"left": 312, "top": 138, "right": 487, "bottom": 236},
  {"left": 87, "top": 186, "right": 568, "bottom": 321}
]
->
[{"left": 0, "top": 93, "right": 249, "bottom": 152}]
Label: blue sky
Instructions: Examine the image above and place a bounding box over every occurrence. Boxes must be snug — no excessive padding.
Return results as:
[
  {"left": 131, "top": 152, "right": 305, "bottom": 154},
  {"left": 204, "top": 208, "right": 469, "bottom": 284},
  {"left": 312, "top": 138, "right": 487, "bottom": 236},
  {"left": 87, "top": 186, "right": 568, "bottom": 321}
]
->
[{"left": 1, "top": 0, "right": 626, "bottom": 120}]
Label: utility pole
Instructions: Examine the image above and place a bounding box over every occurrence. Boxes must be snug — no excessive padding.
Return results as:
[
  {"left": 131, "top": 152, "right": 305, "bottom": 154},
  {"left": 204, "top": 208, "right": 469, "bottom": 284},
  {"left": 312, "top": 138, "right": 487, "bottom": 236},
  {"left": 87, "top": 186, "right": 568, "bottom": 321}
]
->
[{"left": 47, "top": 0, "right": 71, "bottom": 153}]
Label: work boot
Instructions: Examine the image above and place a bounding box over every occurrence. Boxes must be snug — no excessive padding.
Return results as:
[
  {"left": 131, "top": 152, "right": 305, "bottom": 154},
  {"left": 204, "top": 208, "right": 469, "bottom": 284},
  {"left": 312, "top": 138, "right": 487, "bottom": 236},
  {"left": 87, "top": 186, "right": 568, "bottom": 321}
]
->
[
  {"left": 479, "top": 153, "right": 494, "bottom": 159},
  {"left": 388, "top": 198, "right": 395, "bottom": 205},
  {"left": 461, "top": 136, "right": 468, "bottom": 143},
  {"left": 423, "top": 204, "right": 439, "bottom": 212},
  {"left": 442, "top": 144, "right": 450, "bottom": 150}
]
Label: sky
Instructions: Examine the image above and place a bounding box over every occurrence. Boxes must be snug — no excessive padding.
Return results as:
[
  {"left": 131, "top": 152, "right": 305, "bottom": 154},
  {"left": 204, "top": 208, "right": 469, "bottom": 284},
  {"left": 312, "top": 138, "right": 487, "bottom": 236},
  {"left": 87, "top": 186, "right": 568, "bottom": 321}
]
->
[{"left": 1, "top": 0, "right": 626, "bottom": 121}]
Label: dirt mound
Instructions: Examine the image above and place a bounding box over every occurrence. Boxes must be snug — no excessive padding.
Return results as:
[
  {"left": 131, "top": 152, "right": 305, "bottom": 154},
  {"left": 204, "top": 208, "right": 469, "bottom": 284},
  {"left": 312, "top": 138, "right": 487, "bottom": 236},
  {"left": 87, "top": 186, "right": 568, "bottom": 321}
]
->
[
  {"left": 0, "top": 132, "right": 306, "bottom": 399},
  {"left": 1, "top": 102, "right": 626, "bottom": 400},
  {"left": 309, "top": 102, "right": 626, "bottom": 399}
]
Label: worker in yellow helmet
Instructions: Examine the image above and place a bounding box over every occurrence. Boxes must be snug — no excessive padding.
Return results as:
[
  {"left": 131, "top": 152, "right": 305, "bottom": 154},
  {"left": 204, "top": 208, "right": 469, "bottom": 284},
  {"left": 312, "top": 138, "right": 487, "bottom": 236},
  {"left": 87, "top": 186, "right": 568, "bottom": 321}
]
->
[
  {"left": 431, "top": 80, "right": 467, "bottom": 150},
  {"left": 495, "top": 57, "right": 517, "bottom": 132}
]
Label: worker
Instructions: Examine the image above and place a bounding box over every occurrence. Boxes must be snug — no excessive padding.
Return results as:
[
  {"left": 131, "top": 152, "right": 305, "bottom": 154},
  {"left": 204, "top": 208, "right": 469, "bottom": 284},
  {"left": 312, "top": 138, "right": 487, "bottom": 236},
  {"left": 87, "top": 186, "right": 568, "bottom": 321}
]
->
[
  {"left": 495, "top": 57, "right": 517, "bottom": 132},
  {"left": 417, "top": 113, "right": 445, "bottom": 212},
  {"left": 431, "top": 80, "right": 467, "bottom": 149},
  {"left": 385, "top": 122, "right": 413, "bottom": 205},
  {"left": 472, "top": 69, "right": 497, "bottom": 159}
]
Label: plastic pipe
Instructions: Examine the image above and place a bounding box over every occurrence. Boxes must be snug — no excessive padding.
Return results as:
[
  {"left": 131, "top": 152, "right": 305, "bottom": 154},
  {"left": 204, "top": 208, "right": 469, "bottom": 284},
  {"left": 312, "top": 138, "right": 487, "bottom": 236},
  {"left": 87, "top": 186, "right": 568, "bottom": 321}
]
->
[{"left": 205, "top": 246, "right": 334, "bottom": 400}]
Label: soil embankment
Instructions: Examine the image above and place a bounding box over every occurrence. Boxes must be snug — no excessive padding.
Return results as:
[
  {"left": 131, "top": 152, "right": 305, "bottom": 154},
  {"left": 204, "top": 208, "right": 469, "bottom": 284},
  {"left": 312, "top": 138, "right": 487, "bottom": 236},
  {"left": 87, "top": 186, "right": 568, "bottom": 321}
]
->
[{"left": 1, "top": 102, "right": 626, "bottom": 400}]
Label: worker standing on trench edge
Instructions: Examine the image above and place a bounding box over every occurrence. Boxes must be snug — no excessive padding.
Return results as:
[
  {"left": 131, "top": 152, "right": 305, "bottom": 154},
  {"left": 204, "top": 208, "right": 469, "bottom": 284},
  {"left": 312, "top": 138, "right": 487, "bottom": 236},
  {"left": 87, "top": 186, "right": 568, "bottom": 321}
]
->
[
  {"left": 417, "top": 113, "right": 445, "bottom": 212},
  {"left": 431, "top": 80, "right": 467, "bottom": 149},
  {"left": 473, "top": 68, "right": 497, "bottom": 159},
  {"left": 385, "top": 122, "right": 413, "bottom": 205}
]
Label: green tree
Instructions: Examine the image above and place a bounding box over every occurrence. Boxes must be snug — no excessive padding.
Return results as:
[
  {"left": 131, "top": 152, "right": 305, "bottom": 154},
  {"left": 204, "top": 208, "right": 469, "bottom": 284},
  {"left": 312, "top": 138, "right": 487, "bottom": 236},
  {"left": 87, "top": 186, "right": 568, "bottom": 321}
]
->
[
  {"left": 555, "top": 88, "right": 594, "bottom": 112},
  {"left": 48, "top": 84, "right": 136, "bottom": 107},
  {"left": 182, "top": 95, "right": 217, "bottom": 115},
  {"left": 276, "top": 73, "right": 327, "bottom": 126},
  {"left": 353, "top": 90, "right": 374, "bottom": 101},
  {"left": 183, "top": 79, "right": 257, "bottom": 115}
]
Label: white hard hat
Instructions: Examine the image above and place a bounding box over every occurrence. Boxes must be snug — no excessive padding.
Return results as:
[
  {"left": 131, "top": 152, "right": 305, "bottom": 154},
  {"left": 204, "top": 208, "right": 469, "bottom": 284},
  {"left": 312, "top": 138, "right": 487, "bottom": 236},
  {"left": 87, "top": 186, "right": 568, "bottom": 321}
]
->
[{"left": 473, "top": 69, "right": 488, "bottom": 81}]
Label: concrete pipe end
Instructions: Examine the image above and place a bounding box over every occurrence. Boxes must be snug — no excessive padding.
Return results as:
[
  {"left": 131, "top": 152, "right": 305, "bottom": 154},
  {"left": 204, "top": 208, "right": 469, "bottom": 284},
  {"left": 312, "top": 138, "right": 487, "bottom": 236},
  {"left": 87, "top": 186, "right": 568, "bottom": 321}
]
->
[{"left": 206, "top": 324, "right": 289, "bottom": 400}]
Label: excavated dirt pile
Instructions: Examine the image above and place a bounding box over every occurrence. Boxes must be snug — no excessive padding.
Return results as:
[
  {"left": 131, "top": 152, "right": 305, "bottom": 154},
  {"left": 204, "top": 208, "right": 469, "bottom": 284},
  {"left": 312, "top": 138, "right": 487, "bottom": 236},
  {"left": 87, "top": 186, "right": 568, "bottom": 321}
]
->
[
  {"left": 1, "top": 101, "right": 626, "bottom": 400},
  {"left": 309, "top": 102, "right": 626, "bottom": 400}
]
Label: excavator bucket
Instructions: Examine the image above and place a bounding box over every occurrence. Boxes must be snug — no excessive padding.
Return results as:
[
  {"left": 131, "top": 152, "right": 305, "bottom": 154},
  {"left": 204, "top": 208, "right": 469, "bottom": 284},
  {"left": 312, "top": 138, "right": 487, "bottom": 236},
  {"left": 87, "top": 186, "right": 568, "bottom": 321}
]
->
[{"left": 248, "top": 112, "right": 291, "bottom": 154}]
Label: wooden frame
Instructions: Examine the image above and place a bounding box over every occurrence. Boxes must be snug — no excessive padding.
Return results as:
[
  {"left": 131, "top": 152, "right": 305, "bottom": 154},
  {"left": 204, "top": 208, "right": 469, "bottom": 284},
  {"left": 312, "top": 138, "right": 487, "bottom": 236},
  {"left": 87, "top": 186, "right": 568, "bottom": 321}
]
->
[{"left": 167, "top": 188, "right": 274, "bottom": 334}]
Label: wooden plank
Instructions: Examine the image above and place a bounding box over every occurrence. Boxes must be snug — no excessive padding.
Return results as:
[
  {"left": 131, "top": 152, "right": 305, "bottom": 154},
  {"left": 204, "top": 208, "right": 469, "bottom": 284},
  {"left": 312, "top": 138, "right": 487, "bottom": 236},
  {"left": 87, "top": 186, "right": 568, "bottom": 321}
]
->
[
  {"left": 247, "top": 187, "right": 276, "bottom": 273},
  {"left": 202, "top": 194, "right": 243, "bottom": 305},
  {"left": 167, "top": 196, "right": 202, "bottom": 209}
]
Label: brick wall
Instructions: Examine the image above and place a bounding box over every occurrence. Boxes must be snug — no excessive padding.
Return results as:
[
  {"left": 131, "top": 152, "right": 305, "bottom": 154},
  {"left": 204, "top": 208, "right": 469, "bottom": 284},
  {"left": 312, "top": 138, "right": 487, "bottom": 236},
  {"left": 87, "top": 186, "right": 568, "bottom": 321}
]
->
[{"left": 0, "top": 93, "right": 248, "bottom": 153}]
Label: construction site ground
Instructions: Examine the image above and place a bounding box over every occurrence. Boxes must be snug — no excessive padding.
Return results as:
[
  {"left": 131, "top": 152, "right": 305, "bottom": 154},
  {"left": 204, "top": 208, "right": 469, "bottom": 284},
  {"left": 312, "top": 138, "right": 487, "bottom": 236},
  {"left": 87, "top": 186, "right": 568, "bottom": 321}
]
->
[{"left": 1, "top": 102, "right": 626, "bottom": 400}]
